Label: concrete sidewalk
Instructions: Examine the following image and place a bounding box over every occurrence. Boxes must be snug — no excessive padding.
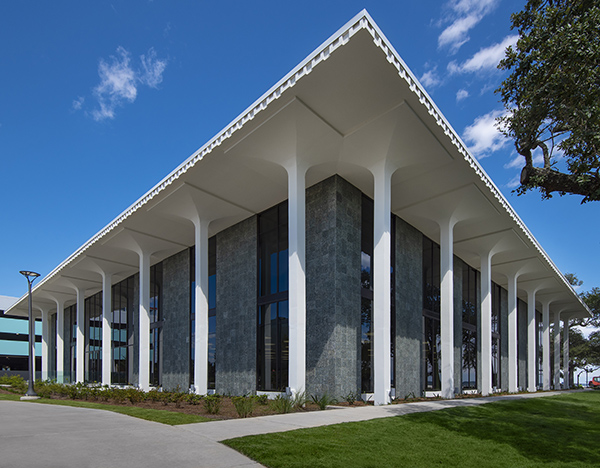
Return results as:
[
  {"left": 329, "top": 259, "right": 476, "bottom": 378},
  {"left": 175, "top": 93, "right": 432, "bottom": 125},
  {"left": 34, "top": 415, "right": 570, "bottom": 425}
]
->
[
  {"left": 181, "top": 390, "right": 572, "bottom": 442},
  {"left": 0, "top": 390, "right": 575, "bottom": 468},
  {"left": 0, "top": 400, "right": 262, "bottom": 468}
]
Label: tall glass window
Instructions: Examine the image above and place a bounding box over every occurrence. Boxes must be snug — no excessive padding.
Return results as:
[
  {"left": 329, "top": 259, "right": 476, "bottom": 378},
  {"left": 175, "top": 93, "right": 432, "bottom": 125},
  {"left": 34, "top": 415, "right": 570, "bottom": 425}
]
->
[
  {"left": 257, "top": 202, "right": 289, "bottom": 391},
  {"left": 462, "top": 264, "right": 478, "bottom": 390},
  {"left": 49, "top": 313, "right": 57, "bottom": 380},
  {"left": 150, "top": 263, "right": 163, "bottom": 387},
  {"left": 491, "top": 283, "right": 502, "bottom": 389},
  {"left": 190, "top": 238, "right": 217, "bottom": 389},
  {"left": 84, "top": 292, "right": 102, "bottom": 383},
  {"left": 422, "top": 236, "right": 441, "bottom": 391},
  {"left": 65, "top": 304, "right": 77, "bottom": 383},
  {"left": 361, "top": 196, "right": 374, "bottom": 393},
  {"left": 537, "top": 311, "right": 543, "bottom": 388},
  {"left": 112, "top": 276, "right": 134, "bottom": 385}
]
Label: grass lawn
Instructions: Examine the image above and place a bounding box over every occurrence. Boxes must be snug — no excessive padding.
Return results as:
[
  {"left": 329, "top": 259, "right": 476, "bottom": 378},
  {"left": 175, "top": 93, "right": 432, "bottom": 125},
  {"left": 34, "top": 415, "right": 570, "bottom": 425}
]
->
[
  {"left": 223, "top": 391, "right": 600, "bottom": 468},
  {"left": 0, "top": 392, "right": 211, "bottom": 425}
]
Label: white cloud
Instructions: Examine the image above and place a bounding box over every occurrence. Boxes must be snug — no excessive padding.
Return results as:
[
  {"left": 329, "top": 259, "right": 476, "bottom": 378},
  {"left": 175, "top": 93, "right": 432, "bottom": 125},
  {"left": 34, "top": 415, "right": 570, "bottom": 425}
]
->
[
  {"left": 504, "top": 154, "right": 524, "bottom": 170},
  {"left": 420, "top": 67, "right": 442, "bottom": 89},
  {"left": 139, "top": 48, "right": 167, "bottom": 88},
  {"left": 506, "top": 173, "right": 521, "bottom": 189},
  {"left": 90, "top": 46, "right": 167, "bottom": 121},
  {"left": 462, "top": 109, "right": 509, "bottom": 158},
  {"left": 448, "top": 35, "right": 518, "bottom": 74},
  {"left": 504, "top": 149, "right": 545, "bottom": 170},
  {"left": 456, "top": 89, "right": 469, "bottom": 102},
  {"left": 72, "top": 96, "right": 85, "bottom": 111},
  {"left": 438, "top": 0, "right": 499, "bottom": 53}
]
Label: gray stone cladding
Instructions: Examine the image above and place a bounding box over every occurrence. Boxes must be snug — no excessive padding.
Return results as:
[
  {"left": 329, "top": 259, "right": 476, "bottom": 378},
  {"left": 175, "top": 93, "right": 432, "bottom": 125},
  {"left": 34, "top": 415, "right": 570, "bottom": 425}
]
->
[
  {"left": 393, "top": 216, "right": 423, "bottom": 399},
  {"left": 161, "top": 249, "right": 191, "bottom": 391},
  {"left": 305, "top": 175, "right": 362, "bottom": 399},
  {"left": 215, "top": 216, "right": 257, "bottom": 395},
  {"left": 453, "top": 257, "right": 464, "bottom": 395},
  {"left": 517, "top": 298, "right": 528, "bottom": 389},
  {"left": 500, "top": 286, "right": 509, "bottom": 391}
]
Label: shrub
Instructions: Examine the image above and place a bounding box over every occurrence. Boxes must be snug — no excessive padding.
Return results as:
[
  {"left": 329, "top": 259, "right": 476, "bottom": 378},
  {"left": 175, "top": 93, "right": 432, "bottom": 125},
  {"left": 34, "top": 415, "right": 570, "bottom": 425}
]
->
[
  {"left": 125, "top": 388, "right": 146, "bottom": 404},
  {"left": 343, "top": 392, "right": 358, "bottom": 405},
  {"left": 171, "top": 391, "right": 188, "bottom": 408},
  {"left": 311, "top": 393, "right": 337, "bottom": 410},
  {"left": 271, "top": 395, "right": 293, "bottom": 414},
  {"left": 290, "top": 390, "right": 307, "bottom": 409},
  {"left": 253, "top": 394, "right": 269, "bottom": 406},
  {"left": 233, "top": 396, "right": 254, "bottom": 418},
  {"left": 0, "top": 375, "right": 27, "bottom": 393},
  {"left": 186, "top": 393, "right": 203, "bottom": 405},
  {"left": 203, "top": 394, "right": 222, "bottom": 414}
]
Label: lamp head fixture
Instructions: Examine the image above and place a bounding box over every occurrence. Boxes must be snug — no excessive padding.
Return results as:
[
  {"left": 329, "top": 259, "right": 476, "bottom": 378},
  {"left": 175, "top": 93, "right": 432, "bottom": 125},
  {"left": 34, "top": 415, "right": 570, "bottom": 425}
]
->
[{"left": 19, "top": 271, "right": 40, "bottom": 284}]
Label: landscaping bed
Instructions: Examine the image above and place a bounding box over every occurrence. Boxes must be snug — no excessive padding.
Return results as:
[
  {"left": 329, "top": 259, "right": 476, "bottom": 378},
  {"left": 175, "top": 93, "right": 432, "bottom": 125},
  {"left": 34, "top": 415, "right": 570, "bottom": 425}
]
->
[{"left": 0, "top": 375, "right": 366, "bottom": 420}]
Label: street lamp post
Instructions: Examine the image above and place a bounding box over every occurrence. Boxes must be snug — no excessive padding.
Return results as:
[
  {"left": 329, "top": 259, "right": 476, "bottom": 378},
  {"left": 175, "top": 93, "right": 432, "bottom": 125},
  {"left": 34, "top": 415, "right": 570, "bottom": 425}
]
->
[{"left": 19, "top": 270, "right": 40, "bottom": 399}]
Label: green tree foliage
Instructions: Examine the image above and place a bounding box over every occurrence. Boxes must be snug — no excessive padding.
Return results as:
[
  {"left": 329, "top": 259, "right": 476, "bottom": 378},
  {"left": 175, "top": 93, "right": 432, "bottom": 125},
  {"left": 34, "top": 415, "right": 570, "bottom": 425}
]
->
[{"left": 497, "top": 0, "right": 600, "bottom": 202}]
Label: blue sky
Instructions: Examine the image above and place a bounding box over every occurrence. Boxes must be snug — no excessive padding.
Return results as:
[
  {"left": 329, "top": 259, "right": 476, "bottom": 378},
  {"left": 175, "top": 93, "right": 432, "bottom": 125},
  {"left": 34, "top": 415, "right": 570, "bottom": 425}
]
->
[{"left": 1, "top": 0, "right": 599, "bottom": 302}]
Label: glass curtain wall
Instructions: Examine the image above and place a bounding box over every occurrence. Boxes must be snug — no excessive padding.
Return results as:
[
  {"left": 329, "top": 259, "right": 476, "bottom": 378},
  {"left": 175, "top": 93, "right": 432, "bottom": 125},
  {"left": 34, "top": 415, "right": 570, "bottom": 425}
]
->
[
  {"left": 491, "top": 283, "right": 502, "bottom": 389},
  {"left": 462, "top": 264, "right": 478, "bottom": 390},
  {"left": 257, "top": 202, "right": 289, "bottom": 392},
  {"left": 49, "top": 313, "right": 57, "bottom": 380},
  {"left": 190, "top": 238, "right": 217, "bottom": 389},
  {"left": 84, "top": 292, "right": 102, "bottom": 383},
  {"left": 149, "top": 263, "right": 163, "bottom": 387},
  {"left": 535, "top": 310, "right": 544, "bottom": 388},
  {"left": 65, "top": 304, "right": 76, "bottom": 383},
  {"left": 361, "top": 196, "right": 374, "bottom": 393},
  {"left": 422, "top": 236, "right": 441, "bottom": 391},
  {"left": 112, "top": 277, "right": 134, "bottom": 385}
]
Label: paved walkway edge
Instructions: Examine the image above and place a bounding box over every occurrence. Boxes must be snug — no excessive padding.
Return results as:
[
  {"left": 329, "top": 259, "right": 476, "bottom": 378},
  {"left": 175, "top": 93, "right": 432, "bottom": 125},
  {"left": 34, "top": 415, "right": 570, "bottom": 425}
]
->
[{"left": 180, "top": 389, "right": 586, "bottom": 442}]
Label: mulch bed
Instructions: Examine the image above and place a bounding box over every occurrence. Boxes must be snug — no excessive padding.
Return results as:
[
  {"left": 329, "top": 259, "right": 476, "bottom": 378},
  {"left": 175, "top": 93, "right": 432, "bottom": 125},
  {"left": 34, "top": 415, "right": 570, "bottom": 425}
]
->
[{"left": 0, "top": 387, "right": 370, "bottom": 420}]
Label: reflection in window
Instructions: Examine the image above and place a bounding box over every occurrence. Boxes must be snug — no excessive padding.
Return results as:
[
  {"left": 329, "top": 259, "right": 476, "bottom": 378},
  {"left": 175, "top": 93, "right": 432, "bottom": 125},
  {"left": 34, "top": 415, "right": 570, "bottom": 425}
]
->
[
  {"left": 361, "top": 196, "right": 374, "bottom": 393},
  {"left": 84, "top": 292, "right": 102, "bottom": 383},
  {"left": 462, "top": 264, "right": 478, "bottom": 390},
  {"left": 257, "top": 202, "right": 289, "bottom": 391},
  {"left": 537, "top": 311, "right": 543, "bottom": 388},
  {"left": 149, "top": 263, "right": 163, "bottom": 387},
  {"left": 65, "top": 304, "right": 77, "bottom": 383},
  {"left": 491, "top": 283, "right": 502, "bottom": 389},
  {"left": 423, "top": 236, "right": 441, "bottom": 391},
  {"left": 112, "top": 277, "right": 134, "bottom": 385},
  {"left": 190, "top": 237, "right": 217, "bottom": 389}
]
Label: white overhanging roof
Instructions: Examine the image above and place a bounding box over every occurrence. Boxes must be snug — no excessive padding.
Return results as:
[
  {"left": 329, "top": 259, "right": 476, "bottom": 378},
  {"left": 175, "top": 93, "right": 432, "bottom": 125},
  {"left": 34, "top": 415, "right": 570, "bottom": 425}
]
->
[{"left": 8, "top": 10, "right": 590, "bottom": 320}]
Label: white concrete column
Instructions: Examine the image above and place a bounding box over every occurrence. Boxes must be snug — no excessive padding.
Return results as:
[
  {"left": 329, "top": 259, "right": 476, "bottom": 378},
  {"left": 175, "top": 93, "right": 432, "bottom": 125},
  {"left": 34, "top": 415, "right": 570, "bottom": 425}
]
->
[
  {"left": 507, "top": 271, "right": 518, "bottom": 393},
  {"left": 138, "top": 250, "right": 151, "bottom": 391},
  {"left": 372, "top": 163, "right": 392, "bottom": 405},
  {"left": 41, "top": 308, "right": 50, "bottom": 381},
  {"left": 541, "top": 301, "right": 551, "bottom": 390},
  {"left": 76, "top": 287, "right": 85, "bottom": 383},
  {"left": 55, "top": 299, "right": 65, "bottom": 383},
  {"left": 193, "top": 218, "right": 209, "bottom": 395},
  {"left": 526, "top": 289, "right": 537, "bottom": 392},
  {"left": 553, "top": 312, "right": 561, "bottom": 389},
  {"left": 287, "top": 161, "right": 307, "bottom": 396},
  {"left": 101, "top": 272, "right": 112, "bottom": 386},
  {"left": 440, "top": 219, "right": 455, "bottom": 399},
  {"left": 480, "top": 249, "right": 493, "bottom": 396},
  {"left": 563, "top": 317, "right": 570, "bottom": 389}
]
